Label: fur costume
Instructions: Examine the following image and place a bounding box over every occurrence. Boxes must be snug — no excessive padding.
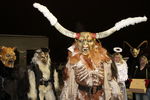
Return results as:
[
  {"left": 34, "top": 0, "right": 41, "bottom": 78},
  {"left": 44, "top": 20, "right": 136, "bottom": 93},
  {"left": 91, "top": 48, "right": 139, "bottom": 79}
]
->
[
  {"left": 32, "top": 3, "right": 147, "bottom": 100},
  {"left": 60, "top": 43, "right": 122, "bottom": 100},
  {"left": 27, "top": 48, "right": 57, "bottom": 100},
  {"left": 0, "top": 46, "right": 19, "bottom": 100}
]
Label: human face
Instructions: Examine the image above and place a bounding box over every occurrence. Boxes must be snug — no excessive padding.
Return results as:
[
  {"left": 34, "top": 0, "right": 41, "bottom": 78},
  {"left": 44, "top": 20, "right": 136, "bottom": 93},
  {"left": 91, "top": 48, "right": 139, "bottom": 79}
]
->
[
  {"left": 114, "top": 55, "right": 121, "bottom": 63},
  {"left": 140, "top": 57, "right": 147, "bottom": 66}
]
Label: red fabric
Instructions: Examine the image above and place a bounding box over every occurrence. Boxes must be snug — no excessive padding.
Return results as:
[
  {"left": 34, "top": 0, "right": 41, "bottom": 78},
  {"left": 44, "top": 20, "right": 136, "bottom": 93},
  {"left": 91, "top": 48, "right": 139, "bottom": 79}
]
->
[
  {"left": 91, "top": 33, "right": 96, "bottom": 39},
  {"left": 75, "top": 33, "right": 80, "bottom": 39},
  {"left": 128, "top": 79, "right": 132, "bottom": 83},
  {"left": 145, "top": 79, "right": 150, "bottom": 87}
]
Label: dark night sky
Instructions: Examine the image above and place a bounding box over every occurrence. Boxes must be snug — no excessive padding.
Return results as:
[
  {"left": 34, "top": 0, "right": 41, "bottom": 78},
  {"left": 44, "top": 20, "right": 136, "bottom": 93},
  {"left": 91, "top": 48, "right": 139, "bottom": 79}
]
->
[{"left": 0, "top": 0, "right": 150, "bottom": 63}]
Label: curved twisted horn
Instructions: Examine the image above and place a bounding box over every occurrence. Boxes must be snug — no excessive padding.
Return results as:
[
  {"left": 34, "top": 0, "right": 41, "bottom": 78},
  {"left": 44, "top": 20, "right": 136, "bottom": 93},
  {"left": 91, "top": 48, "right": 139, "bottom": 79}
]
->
[
  {"left": 96, "top": 16, "right": 147, "bottom": 39},
  {"left": 124, "top": 41, "right": 133, "bottom": 49},
  {"left": 33, "top": 3, "right": 76, "bottom": 38},
  {"left": 137, "top": 40, "right": 148, "bottom": 49}
]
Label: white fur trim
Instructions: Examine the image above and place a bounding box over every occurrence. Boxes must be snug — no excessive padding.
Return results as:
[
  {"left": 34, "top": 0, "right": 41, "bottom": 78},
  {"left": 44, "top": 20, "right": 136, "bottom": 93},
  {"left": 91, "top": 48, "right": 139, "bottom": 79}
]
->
[
  {"left": 68, "top": 45, "right": 75, "bottom": 53},
  {"left": 27, "top": 70, "right": 37, "bottom": 100},
  {"left": 68, "top": 45, "right": 78, "bottom": 56},
  {"left": 31, "top": 52, "right": 51, "bottom": 81},
  {"left": 114, "top": 16, "right": 147, "bottom": 31},
  {"left": 38, "top": 84, "right": 56, "bottom": 100},
  {"left": 33, "top": 3, "right": 57, "bottom": 26},
  {"left": 54, "top": 69, "right": 59, "bottom": 90},
  {"left": 37, "top": 61, "right": 50, "bottom": 80}
]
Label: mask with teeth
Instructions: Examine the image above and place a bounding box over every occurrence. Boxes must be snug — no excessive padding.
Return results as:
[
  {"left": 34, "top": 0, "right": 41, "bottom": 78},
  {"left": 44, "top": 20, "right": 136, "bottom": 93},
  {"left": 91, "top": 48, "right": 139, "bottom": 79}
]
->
[
  {"left": 0, "top": 46, "right": 16, "bottom": 68},
  {"left": 76, "top": 32, "right": 96, "bottom": 55}
]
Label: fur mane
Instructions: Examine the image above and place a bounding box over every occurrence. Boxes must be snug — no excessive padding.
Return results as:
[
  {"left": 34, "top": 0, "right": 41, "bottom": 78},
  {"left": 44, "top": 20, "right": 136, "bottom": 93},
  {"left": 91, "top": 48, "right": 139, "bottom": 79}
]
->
[
  {"left": 31, "top": 52, "right": 51, "bottom": 67},
  {"left": 68, "top": 42, "right": 111, "bottom": 69}
]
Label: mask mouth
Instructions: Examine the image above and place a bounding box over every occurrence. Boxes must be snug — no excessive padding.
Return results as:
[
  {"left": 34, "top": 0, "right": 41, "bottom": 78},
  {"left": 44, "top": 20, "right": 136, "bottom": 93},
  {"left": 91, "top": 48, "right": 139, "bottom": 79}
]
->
[
  {"left": 82, "top": 47, "right": 89, "bottom": 55},
  {"left": 132, "top": 53, "right": 138, "bottom": 58},
  {"left": 41, "top": 58, "right": 48, "bottom": 64},
  {"left": 82, "top": 47, "right": 89, "bottom": 52},
  {"left": 8, "top": 59, "right": 14, "bottom": 64},
  {"left": 6, "top": 61, "right": 15, "bottom": 68},
  {"left": 133, "top": 55, "right": 138, "bottom": 58}
]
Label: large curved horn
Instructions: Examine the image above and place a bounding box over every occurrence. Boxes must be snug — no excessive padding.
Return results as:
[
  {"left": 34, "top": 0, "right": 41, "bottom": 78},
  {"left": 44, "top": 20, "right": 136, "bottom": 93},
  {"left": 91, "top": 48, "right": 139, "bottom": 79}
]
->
[
  {"left": 124, "top": 41, "right": 134, "bottom": 49},
  {"left": 96, "top": 16, "right": 147, "bottom": 39},
  {"left": 137, "top": 40, "right": 148, "bottom": 49},
  {"left": 33, "top": 3, "right": 76, "bottom": 38}
]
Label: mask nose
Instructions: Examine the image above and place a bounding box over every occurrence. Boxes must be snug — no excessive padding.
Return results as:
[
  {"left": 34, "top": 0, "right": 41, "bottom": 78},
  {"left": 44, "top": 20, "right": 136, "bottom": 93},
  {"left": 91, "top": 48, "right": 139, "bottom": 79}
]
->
[{"left": 83, "top": 41, "right": 88, "bottom": 48}]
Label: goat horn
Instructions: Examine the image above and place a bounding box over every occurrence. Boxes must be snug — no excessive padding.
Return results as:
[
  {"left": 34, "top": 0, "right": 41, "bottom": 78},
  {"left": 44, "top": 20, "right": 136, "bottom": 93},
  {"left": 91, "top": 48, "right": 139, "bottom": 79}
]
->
[
  {"left": 124, "top": 41, "right": 133, "bottom": 49},
  {"left": 137, "top": 40, "right": 148, "bottom": 49}
]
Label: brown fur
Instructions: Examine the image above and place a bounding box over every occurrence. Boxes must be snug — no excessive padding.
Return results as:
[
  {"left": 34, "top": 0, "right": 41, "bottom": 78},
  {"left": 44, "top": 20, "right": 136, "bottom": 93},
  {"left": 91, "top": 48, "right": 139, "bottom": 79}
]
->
[{"left": 69, "top": 42, "right": 110, "bottom": 70}]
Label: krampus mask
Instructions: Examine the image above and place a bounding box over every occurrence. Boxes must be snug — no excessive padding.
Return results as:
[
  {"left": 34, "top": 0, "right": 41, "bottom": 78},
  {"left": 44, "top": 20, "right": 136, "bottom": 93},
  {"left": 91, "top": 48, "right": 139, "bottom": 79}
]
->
[
  {"left": 124, "top": 40, "right": 148, "bottom": 58},
  {"left": 0, "top": 46, "right": 16, "bottom": 68}
]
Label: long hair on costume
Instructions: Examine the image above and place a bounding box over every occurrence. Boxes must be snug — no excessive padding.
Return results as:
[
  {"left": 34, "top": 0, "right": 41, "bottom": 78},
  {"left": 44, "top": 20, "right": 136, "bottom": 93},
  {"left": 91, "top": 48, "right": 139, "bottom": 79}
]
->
[
  {"left": 112, "top": 52, "right": 124, "bottom": 64},
  {"left": 68, "top": 41, "right": 111, "bottom": 70},
  {"left": 107, "top": 52, "right": 118, "bottom": 79},
  {"left": 31, "top": 51, "right": 51, "bottom": 67}
]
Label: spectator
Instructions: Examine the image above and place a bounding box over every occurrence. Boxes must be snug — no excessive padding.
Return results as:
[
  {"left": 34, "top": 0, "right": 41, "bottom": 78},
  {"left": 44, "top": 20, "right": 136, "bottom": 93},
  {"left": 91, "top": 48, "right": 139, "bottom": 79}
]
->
[
  {"left": 134, "top": 55, "right": 150, "bottom": 100},
  {"left": 113, "top": 52, "right": 128, "bottom": 100}
]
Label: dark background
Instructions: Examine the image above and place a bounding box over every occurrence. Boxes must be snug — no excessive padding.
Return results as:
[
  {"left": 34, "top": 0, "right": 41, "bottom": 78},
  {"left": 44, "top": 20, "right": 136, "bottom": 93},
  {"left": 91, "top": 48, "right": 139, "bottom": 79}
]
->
[{"left": 0, "top": 0, "right": 150, "bottom": 63}]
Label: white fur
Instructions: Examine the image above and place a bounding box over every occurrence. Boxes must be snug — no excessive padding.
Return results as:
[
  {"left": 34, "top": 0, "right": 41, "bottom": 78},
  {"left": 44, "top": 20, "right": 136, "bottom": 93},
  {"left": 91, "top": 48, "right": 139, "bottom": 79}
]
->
[
  {"left": 28, "top": 52, "right": 56, "bottom": 100},
  {"left": 38, "top": 84, "right": 55, "bottom": 100},
  {"left": 54, "top": 69, "right": 59, "bottom": 90},
  {"left": 36, "top": 61, "right": 50, "bottom": 80},
  {"left": 114, "top": 16, "right": 147, "bottom": 31},
  {"left": 27, "top": 70, "right": 37, "bottom": 100}
]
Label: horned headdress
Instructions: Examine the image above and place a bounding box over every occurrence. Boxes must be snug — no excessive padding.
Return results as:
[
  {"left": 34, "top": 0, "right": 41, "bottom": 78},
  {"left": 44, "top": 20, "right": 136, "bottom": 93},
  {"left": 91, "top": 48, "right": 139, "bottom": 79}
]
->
[
  {"left": 124, "top": 40, "right": 148, "bottom": 57},
  {"left": 33, "top": 3, "right": 147, "bottom": 39}
]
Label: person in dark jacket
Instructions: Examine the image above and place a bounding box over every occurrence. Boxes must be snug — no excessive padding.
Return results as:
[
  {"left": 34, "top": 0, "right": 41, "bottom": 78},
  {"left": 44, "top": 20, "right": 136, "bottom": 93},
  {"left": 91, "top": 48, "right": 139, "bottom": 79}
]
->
[{"left": 134, "top": 55, "right": 150, "bottom": 100}]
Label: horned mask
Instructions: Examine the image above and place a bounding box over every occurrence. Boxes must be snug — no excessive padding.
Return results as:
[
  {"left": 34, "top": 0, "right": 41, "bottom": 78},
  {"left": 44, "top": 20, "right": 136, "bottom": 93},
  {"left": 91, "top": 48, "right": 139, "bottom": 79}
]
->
[
  {"left": 75, "top": 32, "right": 97, "bottom": 55},
  {"left": 0, "top": 46, "right": 16, "bottom": 68},
  {"left": 33, "top": 3, "right": 147, "bottom": 55},
  {"left": 124, "top": 40, "right": 148, "bottom": 58}
]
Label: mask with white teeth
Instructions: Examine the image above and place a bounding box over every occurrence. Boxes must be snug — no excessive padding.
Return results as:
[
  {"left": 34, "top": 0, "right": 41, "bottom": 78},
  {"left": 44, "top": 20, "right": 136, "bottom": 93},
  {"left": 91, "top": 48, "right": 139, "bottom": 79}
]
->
[{"left": 76, "top": 32, "right": 96, "bottom": 55}]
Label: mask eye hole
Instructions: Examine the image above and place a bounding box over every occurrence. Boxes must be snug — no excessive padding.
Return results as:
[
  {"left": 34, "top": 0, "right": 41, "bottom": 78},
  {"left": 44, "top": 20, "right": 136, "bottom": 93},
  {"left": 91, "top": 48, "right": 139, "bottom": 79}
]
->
[
  {"left": 78, "top": 40, "right": 83, "bottom": 43},
  {"left": 87, "top": 40, "right": 93, "bottom": 42},
  {"left": 5, "top": 54, "right": 11, "bottom": 57}
]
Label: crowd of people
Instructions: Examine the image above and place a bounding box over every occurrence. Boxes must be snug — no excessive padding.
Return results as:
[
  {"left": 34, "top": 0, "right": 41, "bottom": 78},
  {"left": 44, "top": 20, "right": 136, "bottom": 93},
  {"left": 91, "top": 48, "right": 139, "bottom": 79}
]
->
[
  {"left": 112, "top": 51, "right": 150, "bottom": 100},
  {"left": 0, "top": 2, "right": 149, "bottom": 100}
]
